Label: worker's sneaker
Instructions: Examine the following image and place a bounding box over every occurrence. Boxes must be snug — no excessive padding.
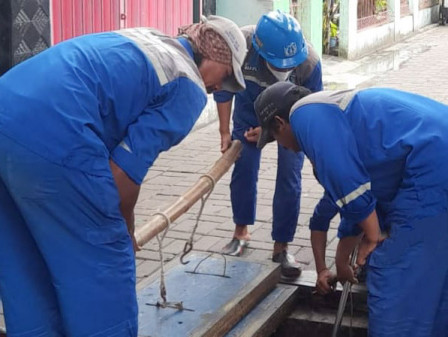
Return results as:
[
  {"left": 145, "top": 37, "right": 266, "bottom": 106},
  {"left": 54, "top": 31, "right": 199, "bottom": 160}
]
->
[
  {"left": 272, "top": 251, "right": 302, "bottom": 278},
  {"left": 221, "top": 238, "right": 249, "bottom": 256}
]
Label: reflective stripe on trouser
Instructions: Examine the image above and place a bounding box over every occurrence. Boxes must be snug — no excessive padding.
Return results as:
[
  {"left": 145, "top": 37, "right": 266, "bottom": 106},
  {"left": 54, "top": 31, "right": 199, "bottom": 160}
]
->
[
  {"left": 230, "top": 122, "right": 304, "bottom": 242},
  {"left": 367, "top": 212, "right": 448, "bottom": 336},
  {"left": 0, "top": 133, "right": 138, "bottom": 337}
]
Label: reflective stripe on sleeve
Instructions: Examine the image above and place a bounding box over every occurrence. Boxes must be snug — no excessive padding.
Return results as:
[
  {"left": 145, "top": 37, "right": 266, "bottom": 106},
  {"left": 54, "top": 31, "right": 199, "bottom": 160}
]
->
[{"left": 336, "top": 182, "right": 371, "bottom": 207}]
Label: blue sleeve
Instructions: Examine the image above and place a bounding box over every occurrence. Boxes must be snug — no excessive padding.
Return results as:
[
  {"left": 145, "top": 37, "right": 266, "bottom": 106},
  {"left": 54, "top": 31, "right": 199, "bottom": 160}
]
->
[
  {"left": 291, "top": 103, "right": 376, "bottom": 237},
  {"left": 337, "top": 217, "right": 363, "bottom": 238},
  {"left": 302, "top": 61, "right": 323, "bottom": 92},
  {"left": 111, "top": 77, "right": 207, "bottom": 184},
  {"left": 213, "top": 90, "right": 234, "bottom": 103},
  {"left": 309, "top": 192, "right": 339, "bottom": 231}
]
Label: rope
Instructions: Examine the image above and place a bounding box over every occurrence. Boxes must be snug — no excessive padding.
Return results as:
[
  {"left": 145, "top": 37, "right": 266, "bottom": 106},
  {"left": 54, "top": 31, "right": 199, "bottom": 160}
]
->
[
  {"left": 154, "top": 211, "right": 171, "bottom": 303},
  {"left": 191, "top": 252, "right": 228, "bottom": 278},
  {"left": 181, "top": 174, "right": 216, "bottom": 264},
  {"left": 153, "top": 173, "right": 216, "bottom": 306}
]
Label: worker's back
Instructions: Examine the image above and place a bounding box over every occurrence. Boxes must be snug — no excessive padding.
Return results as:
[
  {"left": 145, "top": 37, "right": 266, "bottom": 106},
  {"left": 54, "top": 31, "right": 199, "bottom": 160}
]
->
[
  {"left": 0, "top": 29, "right": 206, "bottom": 179},
  {"left": 292, "top": 87, "right": 448, "bottom": 224}
]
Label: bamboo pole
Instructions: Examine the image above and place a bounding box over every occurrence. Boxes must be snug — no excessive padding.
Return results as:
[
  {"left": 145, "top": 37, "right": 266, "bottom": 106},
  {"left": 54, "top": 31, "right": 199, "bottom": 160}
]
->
[{"left": 135, "top": 140, "right": 242, "bottom": 247}]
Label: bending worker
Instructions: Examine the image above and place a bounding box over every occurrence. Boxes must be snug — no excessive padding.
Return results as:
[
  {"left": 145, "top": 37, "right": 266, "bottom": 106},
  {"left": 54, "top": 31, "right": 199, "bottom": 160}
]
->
[
  {"left": 309, "top": 191, "right": 340, "bottom": 294},
  {"left": 214, "top": 10, "right": 323, "bottom": 277},
  {"left": 254, "top": 81, "right": 448, "bottom": 336},
  {"left": 0, "top": 17, "right": 246, "bottom": 337},
  {"left": 309, "top": 192, "right": 377, "bottom": 294}
]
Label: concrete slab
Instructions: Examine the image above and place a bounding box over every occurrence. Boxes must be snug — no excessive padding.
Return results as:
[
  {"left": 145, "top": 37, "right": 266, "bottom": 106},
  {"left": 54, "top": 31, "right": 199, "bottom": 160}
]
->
[
  {"left": 225, "top": 284, "right": 299, "bottom": 337},
  {"left": 137, "top": 252, "right": 280, "bottom": 337}
]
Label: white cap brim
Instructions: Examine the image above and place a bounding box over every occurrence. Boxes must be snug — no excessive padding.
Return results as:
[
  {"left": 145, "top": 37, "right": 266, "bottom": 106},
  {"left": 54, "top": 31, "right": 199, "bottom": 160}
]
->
[
  {"left": 221, "top": 56, "right": 245, "bottom": 92},
  {"left": 203, "top": 15, "right": 247, "bottom": 93}
]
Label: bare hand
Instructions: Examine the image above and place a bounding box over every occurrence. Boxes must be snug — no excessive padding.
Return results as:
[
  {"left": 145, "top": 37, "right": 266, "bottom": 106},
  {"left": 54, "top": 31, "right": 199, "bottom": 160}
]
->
[
  {"left": 132, "top": 234, "right": 141, "bottom": 253},
  {"left": 220, "top": 132, "right": 232, "bottom": 153},
  {"left": 244, "top": 127, "right": 261, "bottom": 143},
  {"left": 356, "top": 233, "right": 386, "bottom": 268},
  {"left": 316, "top": 269, "right": 337, "bottom": 295},
  {"left": 336, "top": 262, "right": 358, "bottom": 284}
]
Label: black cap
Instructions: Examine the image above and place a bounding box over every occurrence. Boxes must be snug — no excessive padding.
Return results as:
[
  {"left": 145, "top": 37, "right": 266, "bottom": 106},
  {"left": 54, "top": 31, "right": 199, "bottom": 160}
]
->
[{"left": 255, "top": 82, "right": 311, "bottom": 149}]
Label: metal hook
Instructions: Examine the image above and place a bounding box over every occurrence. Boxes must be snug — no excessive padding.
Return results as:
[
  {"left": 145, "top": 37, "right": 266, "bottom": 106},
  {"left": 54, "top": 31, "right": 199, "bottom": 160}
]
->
[
  {"left": 180, "top": 241, "right": 193, "bottom": 265},
  {"left": 184, "top": 253, "right": 229, "bottom": 278}
]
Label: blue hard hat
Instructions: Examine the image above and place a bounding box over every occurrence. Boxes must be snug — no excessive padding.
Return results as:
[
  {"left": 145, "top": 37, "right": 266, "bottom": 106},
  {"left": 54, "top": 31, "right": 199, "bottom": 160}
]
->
[{"left": 252, "top": 10, "right": 308, "bottom": 69}]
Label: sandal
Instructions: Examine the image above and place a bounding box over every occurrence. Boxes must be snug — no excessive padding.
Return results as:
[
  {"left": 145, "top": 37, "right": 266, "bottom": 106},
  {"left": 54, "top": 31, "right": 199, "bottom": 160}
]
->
[
  {"left": 221, "top": 238, "right": 249, "bottom": 256},
  {"left": 272, "top": 250, "right": 302, "bottom": 278}
]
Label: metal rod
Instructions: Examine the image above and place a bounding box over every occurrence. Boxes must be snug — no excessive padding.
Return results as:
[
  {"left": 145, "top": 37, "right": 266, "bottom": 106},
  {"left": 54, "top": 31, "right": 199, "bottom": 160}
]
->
[{"left": 331, "top": 246, "right": 359, "bottom": 337}]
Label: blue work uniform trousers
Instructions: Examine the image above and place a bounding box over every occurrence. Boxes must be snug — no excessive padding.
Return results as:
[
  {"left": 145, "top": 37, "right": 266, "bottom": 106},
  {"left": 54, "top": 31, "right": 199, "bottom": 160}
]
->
[
  {"left": 0, "top": 133, "right": 138, "bottom": 337},
  {"left": 367, "top": 211, "right": 448, "bottom": 336},
  {"left": 230, "top": 121, "right": 304, "bottom": 242}
]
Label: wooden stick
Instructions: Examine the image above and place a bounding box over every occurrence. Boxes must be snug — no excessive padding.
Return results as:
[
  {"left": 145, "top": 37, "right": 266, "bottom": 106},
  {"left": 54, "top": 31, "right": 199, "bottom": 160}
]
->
[{"left": 135, "top": 140, "right": 242, "bottom": 247}]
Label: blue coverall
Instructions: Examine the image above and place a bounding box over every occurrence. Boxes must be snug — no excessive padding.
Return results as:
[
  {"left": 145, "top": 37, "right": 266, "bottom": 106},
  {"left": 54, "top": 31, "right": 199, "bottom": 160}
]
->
[
  {"left": 214, "top": 26, "right": 323, "bottom": 242},
  {"left": 291, "top": 88, "right": 448, "bottom": 336},
  {"left": 0, "top": 29, "right": 207, "bottom": 336}
]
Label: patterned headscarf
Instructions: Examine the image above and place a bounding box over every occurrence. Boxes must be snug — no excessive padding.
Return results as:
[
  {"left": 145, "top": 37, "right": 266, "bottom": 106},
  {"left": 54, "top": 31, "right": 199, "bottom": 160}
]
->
[{"left": 178, "top": 23, "right": 232, "bottom": 66}]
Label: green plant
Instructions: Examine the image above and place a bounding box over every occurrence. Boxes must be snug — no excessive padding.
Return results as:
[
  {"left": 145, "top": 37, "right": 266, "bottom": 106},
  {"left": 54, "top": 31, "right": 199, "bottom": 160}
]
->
[{"left": 375, "top": 0, "right": 387, "bottom": 13}]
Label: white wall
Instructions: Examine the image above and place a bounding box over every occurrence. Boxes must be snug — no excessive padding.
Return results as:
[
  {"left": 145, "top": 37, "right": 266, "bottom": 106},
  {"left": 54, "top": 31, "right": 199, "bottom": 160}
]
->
[
  {"left": 354, "top": 23, "right": 395, "bottom": 59},
  {"left": 340, "top": 1, "right": 439, "bottom": 60},
  {"left": 416, "top": 6, "right": 439, "bottom": 29},
  {"left": 216, "top": 0, "right": 273, "bottom": 26},
  {"left": 399, "top": 15, "right": 414, "bottom": 36}
]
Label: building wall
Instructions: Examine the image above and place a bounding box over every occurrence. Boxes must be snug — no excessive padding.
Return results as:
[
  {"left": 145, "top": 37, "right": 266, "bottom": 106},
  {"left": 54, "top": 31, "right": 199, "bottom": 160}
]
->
[
  {"left": 339, "top": 0, "right": 439, "bottom": 60},
  {"left": 121, "top": 0, "right": 193, "bottom": 35},
  {"left": 216, "top": 0, "right": 323, "bottom": 58},
  {"left": 273, "top": 0, "right": 290, "bottom": 12},
  {"left": 0, "top": 0, "right": 51, "bottom": 75},
  {"left": 293, "top": 1, "right": 323, "bottom": 57},
  {"left": 416, "top": 5, "right": 439, "bottom": 28},
  {"left": 51, "top": 0, "right": 194, "bottom": 44},
  {"left": 51, "top": 0, "right": 121, "bottom": 43},
  {"left": 399, "top": 14, "right": 415, "bottom": 36},
  {"left": 216, "top": 0, "right": 273, "bottom": 26},
  {"left": 356, "top": 22, "right": 395, "bottom": 58}
]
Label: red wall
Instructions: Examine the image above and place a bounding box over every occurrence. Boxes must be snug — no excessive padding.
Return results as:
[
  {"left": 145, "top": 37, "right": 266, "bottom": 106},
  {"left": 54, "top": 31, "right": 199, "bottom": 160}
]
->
[{"left": 52, "top": 0, "right": 194, "bottom": 44}]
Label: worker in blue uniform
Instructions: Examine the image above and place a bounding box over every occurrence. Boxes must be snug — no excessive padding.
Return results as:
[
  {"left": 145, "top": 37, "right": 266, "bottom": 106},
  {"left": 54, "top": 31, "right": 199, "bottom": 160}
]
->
[
  {"left": 0, "top": 16, "right": 247, "bottom": 337},
  {"left": 309, "top": 190, "right": 340, "bottom": 294},
  {"left": 309, "top": 192, "right": 375, "bottom": 294},
  {"left": 255, "top": 81, "right": 448, "bottom": 336},
  {"left": 214, "top": 10, "right": 323, "bottom": 277}
]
